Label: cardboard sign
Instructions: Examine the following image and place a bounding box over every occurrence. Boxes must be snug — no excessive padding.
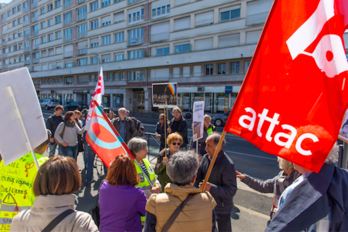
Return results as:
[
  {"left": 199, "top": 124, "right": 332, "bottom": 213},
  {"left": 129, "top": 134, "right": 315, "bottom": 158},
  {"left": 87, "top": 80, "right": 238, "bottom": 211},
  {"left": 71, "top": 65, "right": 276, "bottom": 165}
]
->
[
  {"left": 152, "top": 83, "right": 178, "bottom": 107},
  {"left": 0, "top": 68, "right": 47, "bottom": 165},
  {"left": 193, "top": 101, "right": 204, "bottom": 142}
]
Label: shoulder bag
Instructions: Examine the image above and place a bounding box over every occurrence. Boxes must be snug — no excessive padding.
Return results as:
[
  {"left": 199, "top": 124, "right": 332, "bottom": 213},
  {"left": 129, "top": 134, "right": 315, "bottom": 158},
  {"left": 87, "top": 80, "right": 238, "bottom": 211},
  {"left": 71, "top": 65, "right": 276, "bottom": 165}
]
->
[
  {"left": 54, "top": 123, "right": 66, "bottom": 146},
  {"left": 42, "top": 209, "right": 74, "bottom": 232}
]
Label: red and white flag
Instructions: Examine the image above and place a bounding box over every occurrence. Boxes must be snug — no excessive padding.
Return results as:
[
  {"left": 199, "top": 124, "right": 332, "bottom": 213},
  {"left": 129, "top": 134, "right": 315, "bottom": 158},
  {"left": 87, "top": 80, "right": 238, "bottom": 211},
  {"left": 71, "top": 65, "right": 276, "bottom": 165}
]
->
[
  {"left": 225, "top": 0, "right": 348, "bottom": 173},
  {"left": 86, "top": 67, "right": 104, "bottom": 129}
]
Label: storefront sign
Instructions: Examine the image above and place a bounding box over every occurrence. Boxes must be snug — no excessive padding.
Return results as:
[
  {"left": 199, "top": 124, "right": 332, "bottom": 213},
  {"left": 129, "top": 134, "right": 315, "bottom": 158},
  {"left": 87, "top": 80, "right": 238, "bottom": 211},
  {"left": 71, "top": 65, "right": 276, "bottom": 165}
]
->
[
  {"left": 73, "top": 90, "right": 90, "bottom": 94},
  {"left": 152, "top": 83, "right": 178, "bottom": 107},
  {"left": 193, "top": 101, "right": 204, "bottom": 142},
  {"left": 225, "top": 86, "right": 233, "bottom": 94}
]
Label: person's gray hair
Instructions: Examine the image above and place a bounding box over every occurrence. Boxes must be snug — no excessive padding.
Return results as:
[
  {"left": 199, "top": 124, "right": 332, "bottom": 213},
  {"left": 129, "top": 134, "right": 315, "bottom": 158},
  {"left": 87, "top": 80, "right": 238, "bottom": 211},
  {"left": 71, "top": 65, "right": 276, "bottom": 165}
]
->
[
  {"left": 325, "top": 144, "right": 339, "bottom": 164},
  {"left": 172, "top": 107, "right": 182, "bottom": 114},
  {"left": 204, "top": 114, "right": 211, "bottom": 120},
  {"left": 127, "top": 138, "right": 147, "bottom": 157},
  {"left": 206, "top": 133, "right": 226, "bottom": 149},
  {"left": 118, "top": 107, "right": 126, "bottom": 112},
  {"left": 278, "top": 157, "right": 294, "bottom": 170},
  {"left": 126, "top": 110, "right": 130, "bottom": 114},
  {"left": 167, "top": 150, "right": 199, "bottom": 186}
]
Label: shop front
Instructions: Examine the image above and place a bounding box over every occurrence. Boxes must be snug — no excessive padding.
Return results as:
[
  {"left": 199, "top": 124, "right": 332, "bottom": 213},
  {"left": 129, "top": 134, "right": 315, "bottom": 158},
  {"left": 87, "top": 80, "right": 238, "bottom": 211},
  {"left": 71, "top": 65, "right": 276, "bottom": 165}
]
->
[
  {"left": 113, "top": 94, "right": 124, "bottom": 109},
  {"left": 73, "top": 90, "right": 90, "bottom": 104}
]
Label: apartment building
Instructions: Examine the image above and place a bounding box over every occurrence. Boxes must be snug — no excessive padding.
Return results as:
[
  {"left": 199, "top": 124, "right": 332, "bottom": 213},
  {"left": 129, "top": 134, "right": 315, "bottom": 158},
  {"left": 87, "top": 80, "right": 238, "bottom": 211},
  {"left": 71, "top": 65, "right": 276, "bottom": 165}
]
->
[{"left": 2, "top": 0, "right": 345, "bottom": 113}]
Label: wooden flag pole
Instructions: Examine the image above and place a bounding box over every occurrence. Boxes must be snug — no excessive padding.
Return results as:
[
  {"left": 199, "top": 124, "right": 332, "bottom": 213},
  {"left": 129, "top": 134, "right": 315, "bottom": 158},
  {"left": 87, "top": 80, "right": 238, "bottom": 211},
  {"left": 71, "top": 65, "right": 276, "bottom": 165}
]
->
[
  {"left": 200, "top": 130, "right": 227, "bottom": 193},
  {"left": 164, "top": 107, "right": 167, "bottom": 158}
]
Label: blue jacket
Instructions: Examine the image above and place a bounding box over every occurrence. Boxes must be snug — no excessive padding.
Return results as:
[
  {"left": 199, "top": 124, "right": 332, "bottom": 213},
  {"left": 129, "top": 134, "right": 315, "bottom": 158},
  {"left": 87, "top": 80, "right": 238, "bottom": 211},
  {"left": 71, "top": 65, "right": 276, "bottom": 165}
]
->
[{"left": 266, "top": 163, "right": 348, "bottom": 232}]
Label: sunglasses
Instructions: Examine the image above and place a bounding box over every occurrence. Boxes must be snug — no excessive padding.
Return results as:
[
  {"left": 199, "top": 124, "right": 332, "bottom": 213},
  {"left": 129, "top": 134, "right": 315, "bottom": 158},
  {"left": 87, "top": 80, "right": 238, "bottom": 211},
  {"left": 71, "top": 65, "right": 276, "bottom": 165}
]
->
[{"left": 172, "top": 143, "right": 181, "bottom": 146}]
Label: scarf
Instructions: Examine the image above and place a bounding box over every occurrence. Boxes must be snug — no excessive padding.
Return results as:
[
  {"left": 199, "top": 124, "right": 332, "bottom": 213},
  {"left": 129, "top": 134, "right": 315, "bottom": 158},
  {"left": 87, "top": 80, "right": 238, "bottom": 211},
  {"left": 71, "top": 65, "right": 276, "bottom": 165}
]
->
[{"left": 65, "top": 121, "right": 75, "bottom": 128}]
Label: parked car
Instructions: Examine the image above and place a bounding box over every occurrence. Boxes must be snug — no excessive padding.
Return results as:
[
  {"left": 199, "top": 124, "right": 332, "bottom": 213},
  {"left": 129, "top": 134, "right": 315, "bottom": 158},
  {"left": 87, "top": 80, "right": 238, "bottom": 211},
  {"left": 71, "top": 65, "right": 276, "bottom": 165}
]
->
[
  {"left": 65, "top": 102, "right": 88, "bottom": 111},
  {"left": 212, "top": 111, "right": 231, "bottom": 127},
  {"left": 40, "top": 99, "right": 59, "bottom": 110}
]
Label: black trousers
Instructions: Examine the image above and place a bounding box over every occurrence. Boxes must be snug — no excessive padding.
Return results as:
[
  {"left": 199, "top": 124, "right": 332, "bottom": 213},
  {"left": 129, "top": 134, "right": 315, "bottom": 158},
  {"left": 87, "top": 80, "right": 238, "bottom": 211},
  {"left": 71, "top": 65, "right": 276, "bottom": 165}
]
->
[{"left": 216, "top": 214, "right": 232, "bottom": 232}]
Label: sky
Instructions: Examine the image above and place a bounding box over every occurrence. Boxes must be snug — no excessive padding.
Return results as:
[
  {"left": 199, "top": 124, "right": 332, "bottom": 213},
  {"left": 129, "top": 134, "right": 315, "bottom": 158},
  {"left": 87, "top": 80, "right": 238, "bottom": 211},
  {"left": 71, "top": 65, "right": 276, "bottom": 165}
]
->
[{"left": 0, "top": 0, "right": 12, "bottom": 4}]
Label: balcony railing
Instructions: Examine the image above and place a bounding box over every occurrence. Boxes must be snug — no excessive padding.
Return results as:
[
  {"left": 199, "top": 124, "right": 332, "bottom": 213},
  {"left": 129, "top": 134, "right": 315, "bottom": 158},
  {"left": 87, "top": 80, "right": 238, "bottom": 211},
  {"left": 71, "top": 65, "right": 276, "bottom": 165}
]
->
[
  {"left": 77, "top": 13, "right": 87, "bottom": 21},
  {"left": 246, "top": 12, "right": 269, "bottom": 26},
  {"left": 77, "top": 48, "right": 87, "bottom": 55},
  {"left": 31, "top": 2, "right": 38, "bottom": 8},
  {"left": 32, "top": 31, "right": 39, "bottom": 36},
  {"left": 23, "top": 7, "right": 29, "bottom": 13},
  {"left": 128, "top": 36, "right": 143, "bottom": 46},
  {"left": 78, "top": 0, "right": 85, "bottom": 3},
  {"left": 63, "top": 1, "right": 73, "bottom": 10},
  {"left": 32, "top": 16, "right": 38, "bottom": 22},
  {"left": 64, "top": 51, "right": 73, "bottom": 57},
  {"left": 64, "top": 18, "right": 73, "bottom": 26},
  {"left": 33, "top": 58, "right": 40, "bottom": 63},
  {"left": 33, "top": 44, "right": 39, "bottom": 50},
  {"left": 24, "top": 33, "right": 30, "bottom": 39},
  {"left": 151, "top": 32, "right": 169, "bottom": 43},
  {"left": 24, "top": 47, "right": 30, "bottom": 52},
  {"left": 64, "top": 34, "right": 73, "bottom": 42},
  {"left": 23, "top": 20, "right": 30, "bottom": 26},
  {"left": 128, "top": 0, "right": 141, "bottom": 4},
  {"left": 128, "top": 15, "right": 144, "bottom": 23},
  {"left": 24, "top": 60, "right": 30, "bottom": 65},
  {"left": 77, "top": 31, "right": 87, "bottom": 38}
]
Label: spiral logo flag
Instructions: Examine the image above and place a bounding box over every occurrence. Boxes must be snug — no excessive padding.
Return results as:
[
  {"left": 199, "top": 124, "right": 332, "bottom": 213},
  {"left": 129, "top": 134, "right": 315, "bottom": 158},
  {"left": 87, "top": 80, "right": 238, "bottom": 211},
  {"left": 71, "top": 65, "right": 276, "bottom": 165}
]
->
[{"left": 86, "top": 100, "right": 133, "bottom": 168}]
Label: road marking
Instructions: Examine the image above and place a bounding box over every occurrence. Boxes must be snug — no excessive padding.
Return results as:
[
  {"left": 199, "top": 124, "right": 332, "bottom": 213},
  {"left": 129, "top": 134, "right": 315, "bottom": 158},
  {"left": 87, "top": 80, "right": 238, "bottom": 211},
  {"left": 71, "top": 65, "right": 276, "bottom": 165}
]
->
[
  {"left": 225, "top": 150, "right": 276, "bottom": 161},
  {"left": 234, "top": 204, "right": 270, "bottom": 220}
]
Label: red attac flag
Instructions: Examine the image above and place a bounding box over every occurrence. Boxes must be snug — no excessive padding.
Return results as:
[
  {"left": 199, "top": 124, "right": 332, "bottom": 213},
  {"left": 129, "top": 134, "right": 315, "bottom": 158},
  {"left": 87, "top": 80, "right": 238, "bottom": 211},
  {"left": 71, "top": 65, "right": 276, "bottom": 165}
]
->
[{"left": 225, "top": 0, "right": 348, "bottom": 173}]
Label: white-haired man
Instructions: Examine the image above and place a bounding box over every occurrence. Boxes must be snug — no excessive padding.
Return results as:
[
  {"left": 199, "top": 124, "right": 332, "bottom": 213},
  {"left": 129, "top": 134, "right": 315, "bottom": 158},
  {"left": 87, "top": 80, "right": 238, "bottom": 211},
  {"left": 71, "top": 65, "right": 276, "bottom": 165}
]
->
[
  {"left": 266, "top": 144, "right": 348, "bottom": 231},
  {"left": 112, "top": 108, "right": 136, "bottom": 143},
  {"left": 167, "top": 107, "right": 188, "bottom": 149}
]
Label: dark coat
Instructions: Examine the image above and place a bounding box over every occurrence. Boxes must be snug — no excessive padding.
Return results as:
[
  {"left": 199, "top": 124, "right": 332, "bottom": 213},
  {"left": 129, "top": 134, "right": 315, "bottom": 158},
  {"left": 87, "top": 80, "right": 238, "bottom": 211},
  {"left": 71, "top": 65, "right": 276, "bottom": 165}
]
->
[
  {"left": 154, "top": 148, "right": 173, "bottom": 192},
  {"left": 169, "top": 116, "right": 188, "bottom": 147},
  {"left": 155, "top": 121, "right": 169, "bottom": 146},
  {"left": 46, "top": 114, "right": 64, "bottom": 135},
  {"left": 130, "top": 117, "right": 144, "bottom": 137},
  {"left": 195, "top": 150, "right": 237, "bottom": 215},
  {"left": 266, "top": 163, "right": 348, "bottom": 232},
  {"left": 111, "top": 117, "right": 137, "bottom": 143}
]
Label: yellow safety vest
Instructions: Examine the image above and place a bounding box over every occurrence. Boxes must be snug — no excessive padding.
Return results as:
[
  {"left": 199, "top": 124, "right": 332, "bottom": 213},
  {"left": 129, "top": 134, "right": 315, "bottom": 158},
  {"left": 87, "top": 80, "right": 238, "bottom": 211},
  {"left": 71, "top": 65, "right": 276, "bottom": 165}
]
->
[
  {"left": 134, "top": 159, "right": 156, "bottom": 222},
  {"left": 207, "top": 126, "right": 215, "bottom": 135},
  {"left": 0, "top": 153, "right": 48, "bottom": 232}
]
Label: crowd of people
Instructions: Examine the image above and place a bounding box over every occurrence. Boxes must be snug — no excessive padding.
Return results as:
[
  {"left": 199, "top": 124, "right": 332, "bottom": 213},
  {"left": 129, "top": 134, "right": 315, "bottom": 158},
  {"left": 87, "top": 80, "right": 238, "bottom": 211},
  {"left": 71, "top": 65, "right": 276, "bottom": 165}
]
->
[{"left": 0, "top": 105, "right": 347, "bottom": 232}]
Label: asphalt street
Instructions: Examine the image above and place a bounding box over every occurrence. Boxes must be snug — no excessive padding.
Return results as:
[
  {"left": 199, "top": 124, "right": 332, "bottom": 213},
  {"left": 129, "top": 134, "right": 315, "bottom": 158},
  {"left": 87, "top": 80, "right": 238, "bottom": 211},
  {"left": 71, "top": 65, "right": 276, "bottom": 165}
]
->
[{"left": 43, "top": 109, "right": 280, "bottom": 231}]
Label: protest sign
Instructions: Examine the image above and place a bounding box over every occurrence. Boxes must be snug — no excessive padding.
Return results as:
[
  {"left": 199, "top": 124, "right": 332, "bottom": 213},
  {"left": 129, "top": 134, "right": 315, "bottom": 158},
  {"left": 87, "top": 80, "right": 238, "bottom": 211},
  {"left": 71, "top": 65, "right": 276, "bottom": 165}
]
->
[
  {"left": 0, "top": 68, "right": 47, "bottom": 167},
  {"left": 152, "top": 83, "right": 178, "bottom": 107},
  {"left": 193, "top": 101, "right": 204, "bottom": 142}
]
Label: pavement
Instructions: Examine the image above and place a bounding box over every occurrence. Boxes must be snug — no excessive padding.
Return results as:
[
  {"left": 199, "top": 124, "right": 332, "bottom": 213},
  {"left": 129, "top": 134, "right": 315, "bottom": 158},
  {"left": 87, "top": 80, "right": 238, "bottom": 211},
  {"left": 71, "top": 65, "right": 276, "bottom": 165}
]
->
[{"left": 43, "top": 109, "right": 276, "bottom": 231}]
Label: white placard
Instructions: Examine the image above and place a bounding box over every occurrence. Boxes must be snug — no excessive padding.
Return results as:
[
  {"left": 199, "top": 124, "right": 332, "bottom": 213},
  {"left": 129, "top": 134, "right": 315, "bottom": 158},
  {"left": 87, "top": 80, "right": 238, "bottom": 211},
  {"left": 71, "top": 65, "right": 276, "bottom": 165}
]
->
[
  {"left": 193, "top": 101, "right": 204, "bottom": 142},
  {"left": 0, "top": 68, "right": 47, "bottom": 165}
]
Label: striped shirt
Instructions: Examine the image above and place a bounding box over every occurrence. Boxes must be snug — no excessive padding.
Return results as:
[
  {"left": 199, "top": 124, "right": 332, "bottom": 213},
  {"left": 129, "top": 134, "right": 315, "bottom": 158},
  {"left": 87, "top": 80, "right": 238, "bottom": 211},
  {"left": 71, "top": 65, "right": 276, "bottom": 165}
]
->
[{"left": 140, "top": 162, "right": 150, "bottom": 181}]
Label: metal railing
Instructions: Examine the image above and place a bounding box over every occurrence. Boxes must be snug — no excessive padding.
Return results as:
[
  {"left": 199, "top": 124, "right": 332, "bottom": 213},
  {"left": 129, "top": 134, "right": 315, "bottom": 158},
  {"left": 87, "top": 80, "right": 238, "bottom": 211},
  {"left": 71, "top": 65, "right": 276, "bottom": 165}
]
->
[
  {"left": 64, "top": 34, "right": 73, "bottom": 42},
  {"left": 32, "top": 16, "right": 38, "bottom": 22},
  {"left": 151, "top": 32, "right": 169, "bottom": 43},
  {"left": 31, "top": 2, "right": 38, "bottom": 8},
  {"left": 33, "top": 57, "right": 40, "bottom": 63},
  {"left": 63, "top": 18, "right": 73, "bottom": 26},
  {"left": 23, "top": 7, "right": 29, "bottom": 13},
  {"left": 24, "top": 60, "right": 30, "bottom": 65},
  {"left": 246, "top": 12, "right": 269, "bottom": 26},
  {"left": 2, "top": 41, "right": 7, "bottom": 46},
  {"left": 78, "top": 0, "right": 85, "bottom": 3},
  {"left": 144, "top": 132, "right": 161, "bottom": 162},
  {"left": 77, "top": 48, "right": 87, "bottom": 55},
  {"left": 33, "top": 44, "right": 39, "bottom": 49},
  {"left": 63, "top": 1, "right": 73, "bottom": 10},
  {"left": 128, "top": 36, "right": 143, "bottom": 46},
  {"left": 32, "top": 31, "right": 39, "bottom": 36},
  {"left": 77, "top": 13, "right": 87, "bottom": 21},
  {"left": 24, "top": 33, "right": 30, "bottom": 39},
  {"left": 24, "top": 47, "right": 30, "bottom": 52},
  {"left": 24, "top": 20, "right": 29, "bottom": 26},
  {"left": 77, "top": 31, "right": 87, "bottom": 38}
]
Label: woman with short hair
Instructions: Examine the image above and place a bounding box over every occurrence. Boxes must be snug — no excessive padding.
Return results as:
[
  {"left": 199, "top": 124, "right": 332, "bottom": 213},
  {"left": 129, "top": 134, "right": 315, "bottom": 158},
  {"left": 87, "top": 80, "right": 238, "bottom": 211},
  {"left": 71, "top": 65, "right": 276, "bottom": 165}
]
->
[
  {"left": 10, "top": 156, "right": 98, "bottom": 232},
  {"left": 99, "top": 154, "right": 147, "bottom": 232},
  {"left": 54, "top": 111, "right": 85, "bottom": 160},
  {"left": 155, "top": 132, "right": 183, "bottom": 192}
]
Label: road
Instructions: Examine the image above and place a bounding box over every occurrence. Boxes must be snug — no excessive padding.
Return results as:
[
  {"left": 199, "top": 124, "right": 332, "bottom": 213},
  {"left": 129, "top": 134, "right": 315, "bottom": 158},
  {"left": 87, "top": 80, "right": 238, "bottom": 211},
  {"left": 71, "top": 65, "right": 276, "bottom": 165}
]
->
[{"left": 43, "top": 109, "right": 280, "bottom": 231}]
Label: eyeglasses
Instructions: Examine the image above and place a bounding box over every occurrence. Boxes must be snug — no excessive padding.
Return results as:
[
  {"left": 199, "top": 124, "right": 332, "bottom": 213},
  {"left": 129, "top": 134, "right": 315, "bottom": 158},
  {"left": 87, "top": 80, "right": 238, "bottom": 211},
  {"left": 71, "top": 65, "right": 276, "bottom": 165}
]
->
[
  {"left": 172, "top": 143, "right": 181, "bottom": 146},
  {"left": 160, "top": 118, "right": 164, "bottom": 120}
]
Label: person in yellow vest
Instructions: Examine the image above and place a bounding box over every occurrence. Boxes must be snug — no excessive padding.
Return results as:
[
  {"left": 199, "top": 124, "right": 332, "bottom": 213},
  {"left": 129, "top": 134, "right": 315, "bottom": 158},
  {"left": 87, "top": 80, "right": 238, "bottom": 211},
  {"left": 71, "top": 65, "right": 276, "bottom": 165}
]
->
[
  {"left": 0, "top": 129, "right": 50, "bottom": 232},
  {"left": 127, "top": 137, "right": 161, "bottom": 223}
]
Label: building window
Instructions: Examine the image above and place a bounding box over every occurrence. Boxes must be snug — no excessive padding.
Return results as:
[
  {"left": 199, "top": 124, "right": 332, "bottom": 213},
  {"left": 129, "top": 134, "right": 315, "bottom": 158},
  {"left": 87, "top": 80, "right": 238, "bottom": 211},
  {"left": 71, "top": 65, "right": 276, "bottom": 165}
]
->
[
  {"left": 90, "top": 20, "right": 99, "bottom": 30},
  {"left": 114, "top": 32, "right": 124, "bottom": 43},
  {"left": 34, "top": 38, "right": 39, "bottom": 45},
  {"left": 101, "top": 0, "right": 110, "bottom": 7},
  {"left": 175, "top": 43, "right": 190, "bottom": 54},
  {"left": 13, "top": 33, "right": 18, "bottom": 39},
  {"left": 41, "top": 50, "right": 47, "bottom": 57},
  {"left": 8, "top": 11, "right": 11, "bottom": 17},
  {"left": 47, "top": 4, "right": 53, "bottom": 11},
  {"left": 220, "top": 7, "right": 240, "bottom": 22},
  {"left": 41, "top": 36, "right": 47, "bottom": 43},
  {"left": 55, "top": 0, "right": 61, "bottom": 8},
  {"left": 107, "top": 73, "right": 112, "bottom": 81},
  {"left": 101, "top": 54, "right": 111, "bottom": 63},
  {"left": 48, "top": 48, "right": 54, "bottom": 56},
  {"left": 56, "top": 15, "right": 62, "bottom": 23},
  {"left": 65, "top": 61, "right": 74, "bottom": 68},
  {"left": 18, "top": 32, "right": 22, "bottom": 37},
  {"left": 91, "top": 40, "right": 99, "bottom": 47},
  {"left": 231, "top": 62, "right": 240, "bottom": 74},
  {"left": 115, "top": 53, "right": 124, "bottom": 61},
  {"left": 78, "top": 58, "right": 88, "bottom": 66},
  {"left": 102, "top": 35, "right": 111, "bottom": 45},
  {"left": 245, "top": 61, "right": 250, "bottom": 73},
  {"left": 152, "top": 4, "right": 170, "bottom": 18},
  {"left": 102, "top": 16, "right": 111, "bottom": 26},
  {"left": 56, "top": 31, "right": 62, "bottom": 39},
  {"left": 13, "top": 20, "right": 18, "bottom": 27},
  {"left": 19, "top": 43, "right": 23, "bottom": 49},
  {"left": 40, "top": 7, "right": 45, "bottom": 15},
  {"left": 33, "top": 24, "right": 39, "bottom": 32},
  {"left": 91, "top": 57, "right": 98, "bottom": 64},
  {"left": 18, "top": 18, "right": 22, "bottom": 24},
  {"left": 205, "top": 64, "right": 213, "bottom": 75},
  {"left": 90, "top": 2, "right": 98, "bottom": 12},
  {"left": 156, "top": 47, "right": 169, "bottom": 56},
  {"left": 48, "top": 33, "right": 53, "bottom": 41},
  {"left": 12, "top": 7, "right": 16, "bottom": 14},
  {"left": 65, "top": 77, "right": 73, "bottom": 84},
  {"left": 218, "top": 64, "right": 226, "bottom": 74},
  {"left": 48, "top": 18, "right": 54, "bottom": 26},
  {"left": 64, "top": 28, "right": 73, "bottom": 41},
  {"left": 128, "top": 50, "right": 144, "bottom": 60},
  {"left": 128, "top": 28, "right": 144, "bottom": 45},
  {"left": 128, "top": 8, "right": 144, "bottom": 24},
  {"left": 17, "top": 4, "right": 21, "bottom": 11},
  {"left": 174, "top": 16, "right": 190, "bottom": 31},
  {"left": 128, "top": 71, "right": 144, "bottom": 81},
  {"left": 41, "top": 21, "right": 46, "bottom": 29}
]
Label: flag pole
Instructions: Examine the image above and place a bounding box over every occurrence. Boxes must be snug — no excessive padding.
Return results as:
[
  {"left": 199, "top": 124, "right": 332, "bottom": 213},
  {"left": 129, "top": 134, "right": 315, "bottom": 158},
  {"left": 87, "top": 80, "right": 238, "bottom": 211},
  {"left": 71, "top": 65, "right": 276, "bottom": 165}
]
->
[
  {"left": 164, "top": 107, "right": 167, "bottom": 159},
  {"left": 200, "top": 130, "right": 227, "bottom": 193}
]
